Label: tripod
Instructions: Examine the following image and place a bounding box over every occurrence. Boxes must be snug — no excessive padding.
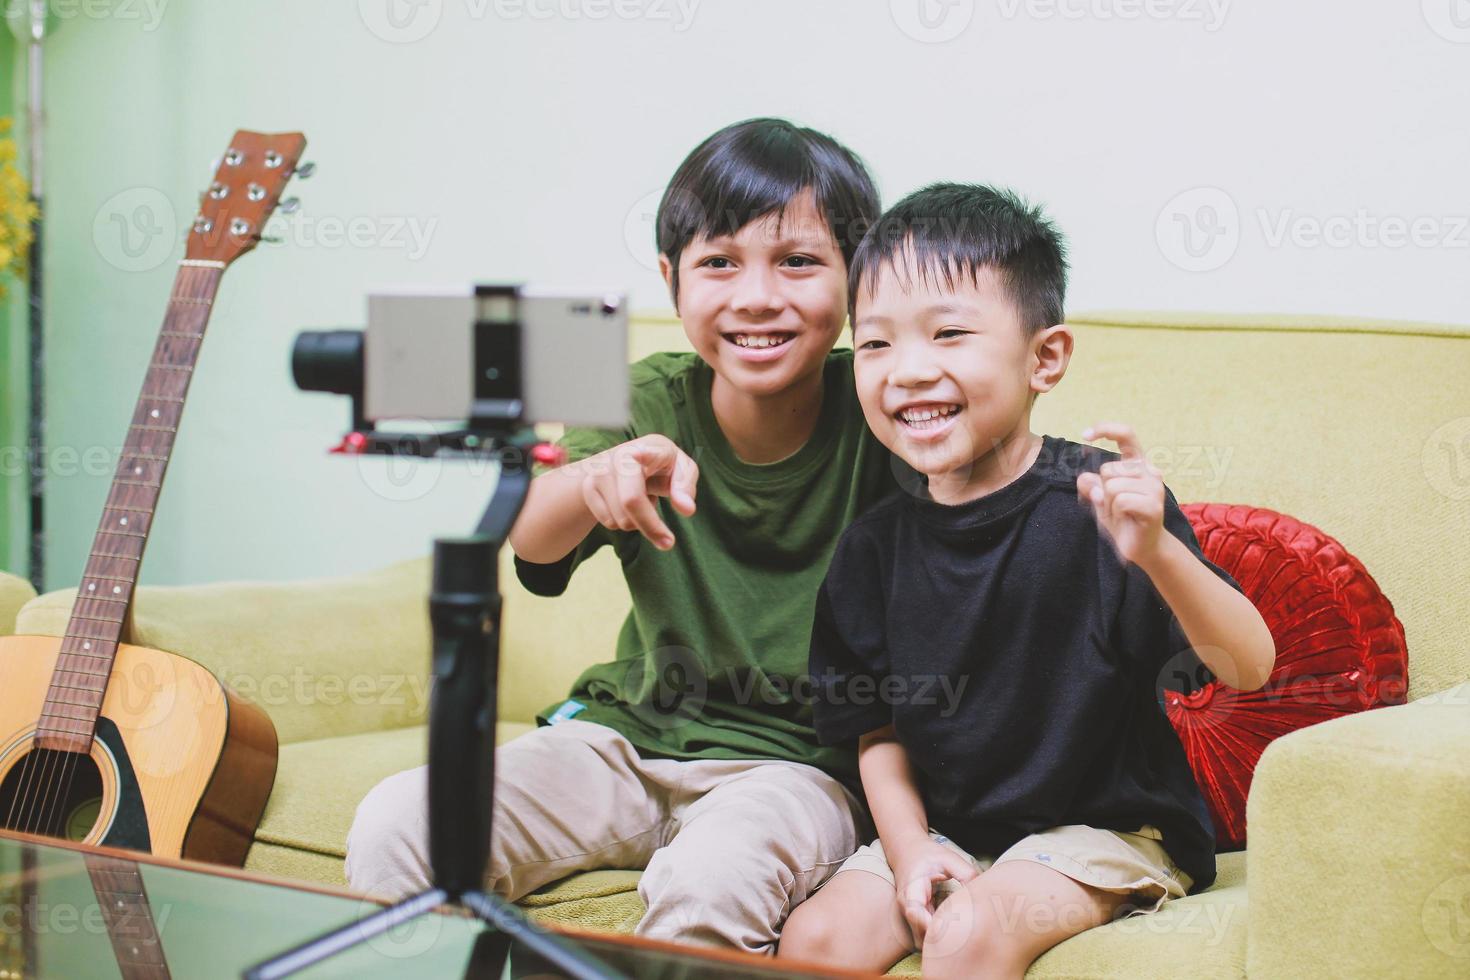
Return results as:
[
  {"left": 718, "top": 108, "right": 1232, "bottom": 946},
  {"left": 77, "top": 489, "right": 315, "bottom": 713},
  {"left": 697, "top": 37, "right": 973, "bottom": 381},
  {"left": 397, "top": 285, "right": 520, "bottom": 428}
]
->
[{"left": 246, "top": 293, "right": 627, "bottom": 979}]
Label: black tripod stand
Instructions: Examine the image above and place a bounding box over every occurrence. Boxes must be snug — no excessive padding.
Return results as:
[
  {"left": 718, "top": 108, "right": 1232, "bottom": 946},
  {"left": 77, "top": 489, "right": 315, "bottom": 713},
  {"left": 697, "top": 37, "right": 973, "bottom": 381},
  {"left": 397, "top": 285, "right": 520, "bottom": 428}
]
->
[{"left": 246, "top": 291, "right": 626, "bottom": 980}]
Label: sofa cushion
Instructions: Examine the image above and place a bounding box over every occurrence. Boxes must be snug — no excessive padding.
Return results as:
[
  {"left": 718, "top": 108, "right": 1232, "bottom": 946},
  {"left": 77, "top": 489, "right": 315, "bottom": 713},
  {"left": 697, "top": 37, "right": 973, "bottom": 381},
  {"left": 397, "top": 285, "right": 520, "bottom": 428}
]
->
[
  {"left": 515, "top": 852, "right": 1249, "bottom": 979},
  {"left": 1171, "top": 504, "right": 1408, "bottom": 850},
  {"left": 252, "top": 720, "right": 1248, "bottom": 977},
  {"left": 247, "top": 721, "right": 534, "bottom": 874}
]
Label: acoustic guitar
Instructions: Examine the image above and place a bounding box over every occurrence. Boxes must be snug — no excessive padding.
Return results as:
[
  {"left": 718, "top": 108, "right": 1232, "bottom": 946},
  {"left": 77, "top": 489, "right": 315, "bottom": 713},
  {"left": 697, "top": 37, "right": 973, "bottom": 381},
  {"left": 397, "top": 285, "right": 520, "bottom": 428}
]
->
[{"left": 0, "top": 130, "right": 308, "bottom": 865}]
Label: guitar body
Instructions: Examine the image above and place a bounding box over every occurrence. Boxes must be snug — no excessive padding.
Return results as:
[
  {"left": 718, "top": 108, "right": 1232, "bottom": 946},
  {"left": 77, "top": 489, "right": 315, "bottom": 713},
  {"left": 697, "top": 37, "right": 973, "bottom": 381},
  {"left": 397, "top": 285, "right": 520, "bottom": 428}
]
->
[{"left": 0, "top": 635, "right": 277, "bottom": 865}]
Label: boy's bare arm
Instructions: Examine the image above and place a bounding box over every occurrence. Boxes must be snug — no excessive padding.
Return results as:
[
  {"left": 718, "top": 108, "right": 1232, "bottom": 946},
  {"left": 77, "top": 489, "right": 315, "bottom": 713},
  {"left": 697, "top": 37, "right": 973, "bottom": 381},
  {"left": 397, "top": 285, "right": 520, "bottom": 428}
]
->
[
  {"left": 859, "top": 724, "right": 931, "bottom": 856},
  {"left": 508, "top": 434, "right": 700, "bottom": 564},
  {"left": 507, "top": 459, "right": 604, "bottom": 564},
  {"left": 1135, "top": 531, "right": 1276, "bottom": 690},
  {"left": 1078, "top": 422, "right": 1276, "bottom": 692},
  {"left": 860, "top": 724, "right": 979, "bottom": 945}
]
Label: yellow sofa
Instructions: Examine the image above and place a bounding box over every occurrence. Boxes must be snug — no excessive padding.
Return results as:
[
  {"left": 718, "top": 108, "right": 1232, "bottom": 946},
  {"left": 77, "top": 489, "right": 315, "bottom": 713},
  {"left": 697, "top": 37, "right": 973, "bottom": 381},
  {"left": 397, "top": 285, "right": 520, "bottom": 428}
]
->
[
  {"left": 15, "top": 312, "right": 1470, "bottom": 978},
  {"left": 0, "top": 571, "right": 36, "bottom": 637}
]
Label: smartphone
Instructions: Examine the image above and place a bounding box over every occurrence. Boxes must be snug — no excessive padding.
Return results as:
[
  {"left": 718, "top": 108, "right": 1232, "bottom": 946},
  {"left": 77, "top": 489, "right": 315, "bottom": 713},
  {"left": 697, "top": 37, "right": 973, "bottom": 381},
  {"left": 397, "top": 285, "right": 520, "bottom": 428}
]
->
[{"left": 363, "top": 285, "right": 629, "bottom": 429}]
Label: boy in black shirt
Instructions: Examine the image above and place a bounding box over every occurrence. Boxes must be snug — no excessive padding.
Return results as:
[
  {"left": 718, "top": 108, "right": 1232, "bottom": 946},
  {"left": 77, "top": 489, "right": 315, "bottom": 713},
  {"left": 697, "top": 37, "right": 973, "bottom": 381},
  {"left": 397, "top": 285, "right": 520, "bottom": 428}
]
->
[{"left": 777, "top": 184, "right": 1276, "bottom": 978}]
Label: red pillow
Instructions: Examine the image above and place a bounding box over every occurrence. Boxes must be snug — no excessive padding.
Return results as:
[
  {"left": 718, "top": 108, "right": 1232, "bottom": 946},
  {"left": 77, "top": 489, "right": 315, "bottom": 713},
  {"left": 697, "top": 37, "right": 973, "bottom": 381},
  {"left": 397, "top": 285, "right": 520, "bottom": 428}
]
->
[{"left": 1168, "top": 504, "right": 1408, "bottom": 851}]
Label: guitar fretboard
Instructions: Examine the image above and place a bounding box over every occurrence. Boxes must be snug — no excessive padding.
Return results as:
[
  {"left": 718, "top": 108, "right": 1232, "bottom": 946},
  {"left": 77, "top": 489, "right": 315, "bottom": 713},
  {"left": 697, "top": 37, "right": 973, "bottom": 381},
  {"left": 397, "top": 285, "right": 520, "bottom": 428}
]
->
[
  {"left": 35, "top": 264, "right": 224, "bottom": 753},
  {"left": 85, "top": 854, "right": 174, "bottom": 980}
]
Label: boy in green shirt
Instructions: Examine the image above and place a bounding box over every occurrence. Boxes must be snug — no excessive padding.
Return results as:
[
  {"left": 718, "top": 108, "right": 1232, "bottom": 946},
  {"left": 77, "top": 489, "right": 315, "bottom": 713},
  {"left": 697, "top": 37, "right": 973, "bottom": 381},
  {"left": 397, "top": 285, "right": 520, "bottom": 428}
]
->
[{"left": 346, "top": 118, "right": 895, "bottom": 954}]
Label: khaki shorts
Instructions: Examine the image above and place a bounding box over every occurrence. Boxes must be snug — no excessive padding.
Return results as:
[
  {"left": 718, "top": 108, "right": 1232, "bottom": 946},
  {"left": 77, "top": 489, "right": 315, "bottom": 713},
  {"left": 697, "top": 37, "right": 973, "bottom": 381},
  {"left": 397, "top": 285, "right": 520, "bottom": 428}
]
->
[{"left": 833, "top": 824, "right": 1194, "bottom": 918}]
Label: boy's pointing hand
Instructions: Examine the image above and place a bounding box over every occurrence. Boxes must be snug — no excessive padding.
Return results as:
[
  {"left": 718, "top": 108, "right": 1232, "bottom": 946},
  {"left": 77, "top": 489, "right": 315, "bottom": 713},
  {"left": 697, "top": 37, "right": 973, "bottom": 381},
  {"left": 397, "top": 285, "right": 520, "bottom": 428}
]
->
[
  {"left": 583, "top": 434, "right": 699, "bottom": 551},
  {"left": 1076, "top": 422, "right": 1166, "bottom": 567}
]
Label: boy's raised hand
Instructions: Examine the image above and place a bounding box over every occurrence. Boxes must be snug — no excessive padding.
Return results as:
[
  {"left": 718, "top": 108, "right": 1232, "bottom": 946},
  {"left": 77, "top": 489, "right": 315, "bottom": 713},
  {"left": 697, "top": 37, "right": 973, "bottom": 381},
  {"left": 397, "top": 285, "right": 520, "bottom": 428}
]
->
[
  {"left": 582, "top": 434, "right": 699, "bottom": 551},
  {"left": 1076, "top": 422, "right": 1166, "bottom": 566},
  {"left": 892, "top": 840, "right": 980, "bottom": 948}
]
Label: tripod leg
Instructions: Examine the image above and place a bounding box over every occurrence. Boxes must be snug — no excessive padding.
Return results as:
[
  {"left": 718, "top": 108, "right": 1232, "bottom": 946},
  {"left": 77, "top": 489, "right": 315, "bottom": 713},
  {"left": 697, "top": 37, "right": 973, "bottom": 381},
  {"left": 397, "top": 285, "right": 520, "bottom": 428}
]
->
[
  {"left": 460, "top": 890, "right": 627, "bottom": 980},
  {"left": 242, "top": 888, "right": 450, "bottom": 980},
  {"left": 461, "top": 927, "right": 512, "bottom": 979}
]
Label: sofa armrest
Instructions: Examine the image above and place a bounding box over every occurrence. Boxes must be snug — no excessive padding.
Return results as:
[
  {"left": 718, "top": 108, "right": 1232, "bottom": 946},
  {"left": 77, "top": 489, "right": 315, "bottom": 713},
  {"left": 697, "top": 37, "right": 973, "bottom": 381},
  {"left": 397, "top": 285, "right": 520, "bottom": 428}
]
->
[
  {"left": 1, "top": 571, "right": 36, "bottom": 636},
  {"left": 1245, "top": 680, "right": 1470, "bottom": 977},
  {"left": 14, "top": 558, "right": 432, "bottom": 745}
]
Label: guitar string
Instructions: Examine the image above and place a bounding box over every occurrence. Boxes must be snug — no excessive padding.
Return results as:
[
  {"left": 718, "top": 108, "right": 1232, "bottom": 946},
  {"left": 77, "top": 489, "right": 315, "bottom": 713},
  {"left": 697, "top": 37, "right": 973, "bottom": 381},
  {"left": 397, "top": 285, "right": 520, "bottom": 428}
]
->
[
  {"left": 30, "top": 263, "right": 215, "bottom": 842},
  {"left": 3, "top": 744, "right": 41, "bottom": 830},
  {"left": 13, "top": 721, "right": 59, "bottom": 834},
  {"left": 49, "top": 742, "right": 79, "bottom": 839},
  {"left": 47, "top": 651, "right": 93, "bottom": 837},
  {"left": 32, "top": 740, "right": 64, "bottom": 836},
  {"left": 16, "top": 736, "right": 57, "bottom": 835},
  {"left": 49, "top": 651, "right": 96, "bottom": 836},
  {"left": 35, "top": 619, "right": 112, "bottom": 832}
]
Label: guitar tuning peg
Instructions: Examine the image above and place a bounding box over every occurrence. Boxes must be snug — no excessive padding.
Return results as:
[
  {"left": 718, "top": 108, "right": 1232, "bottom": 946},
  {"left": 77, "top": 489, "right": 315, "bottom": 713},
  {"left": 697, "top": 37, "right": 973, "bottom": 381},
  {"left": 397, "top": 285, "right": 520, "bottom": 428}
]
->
[
  {"left": 260, "top": 234, "right": 284, "bottom": 245},
  {"left": 279, "top": 197, "right": 301, "bottom": 215},
  {"left": 294, "top": 161, "right": 316, "bottom": 179},
  {"left": 210, "top": 157, "right": 221, "bottom": 174}
]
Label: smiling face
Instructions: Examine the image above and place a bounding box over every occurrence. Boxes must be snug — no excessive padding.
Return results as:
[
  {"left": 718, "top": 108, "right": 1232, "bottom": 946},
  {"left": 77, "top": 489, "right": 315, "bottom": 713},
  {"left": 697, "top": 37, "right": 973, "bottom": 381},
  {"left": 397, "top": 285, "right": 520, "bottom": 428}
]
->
[
  {"left": 852, "top": 254, "right": 1072, "bottom": 498},
  {"left": 660, "top": 189, "right": 848, "bottom": 399}
]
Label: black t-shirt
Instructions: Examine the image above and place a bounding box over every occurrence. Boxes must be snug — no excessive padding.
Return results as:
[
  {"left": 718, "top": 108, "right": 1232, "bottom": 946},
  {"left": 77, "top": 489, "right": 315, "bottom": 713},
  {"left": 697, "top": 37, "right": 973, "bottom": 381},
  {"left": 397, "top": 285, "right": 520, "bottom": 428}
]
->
[{"left": 808, "top": 435, "right": 1233, "bottom": 892}]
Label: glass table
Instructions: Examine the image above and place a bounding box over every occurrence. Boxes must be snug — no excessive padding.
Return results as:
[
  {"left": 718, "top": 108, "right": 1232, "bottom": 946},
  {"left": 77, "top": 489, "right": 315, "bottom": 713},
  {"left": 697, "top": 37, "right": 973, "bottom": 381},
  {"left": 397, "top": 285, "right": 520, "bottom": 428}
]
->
[{"left": 0, "top": 830, "right": 869, "bottom": 979}]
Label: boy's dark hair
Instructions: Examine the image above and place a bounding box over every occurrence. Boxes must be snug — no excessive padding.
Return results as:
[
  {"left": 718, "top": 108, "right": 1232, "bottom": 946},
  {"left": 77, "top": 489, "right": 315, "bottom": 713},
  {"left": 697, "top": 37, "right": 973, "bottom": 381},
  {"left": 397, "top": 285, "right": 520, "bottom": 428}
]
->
[
  {"left": 848, "top": 183, "right": 1068, "bottom": 334},
  {"left": 656, "top": 118, "right": 880, "bottom": 306}
]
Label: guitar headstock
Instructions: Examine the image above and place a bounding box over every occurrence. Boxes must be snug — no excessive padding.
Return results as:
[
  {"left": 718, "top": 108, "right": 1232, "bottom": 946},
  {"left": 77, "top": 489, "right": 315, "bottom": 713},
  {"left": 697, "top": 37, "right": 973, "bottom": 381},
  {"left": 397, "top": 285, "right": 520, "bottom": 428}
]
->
[{"left": 185, "top": 130, "right": 309, "bottom": 265}]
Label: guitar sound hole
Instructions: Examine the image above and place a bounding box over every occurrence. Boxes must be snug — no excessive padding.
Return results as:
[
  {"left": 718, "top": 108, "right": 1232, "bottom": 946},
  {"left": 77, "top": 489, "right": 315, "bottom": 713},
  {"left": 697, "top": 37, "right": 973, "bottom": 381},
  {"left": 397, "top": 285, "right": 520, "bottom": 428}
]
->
[{"left": 0, "top": 749, "right": 105, "bottom": 841}]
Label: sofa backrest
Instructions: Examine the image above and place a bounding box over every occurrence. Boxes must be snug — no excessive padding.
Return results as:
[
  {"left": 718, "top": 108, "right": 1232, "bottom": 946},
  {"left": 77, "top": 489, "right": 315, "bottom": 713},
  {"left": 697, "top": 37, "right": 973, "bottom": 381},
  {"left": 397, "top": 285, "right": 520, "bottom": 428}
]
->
[
  {"left": 498, "top": 311, "right": 1470, "bottom": 725},
  {"left": 0, "top": 571, "right": 36, "bottom": 637}
]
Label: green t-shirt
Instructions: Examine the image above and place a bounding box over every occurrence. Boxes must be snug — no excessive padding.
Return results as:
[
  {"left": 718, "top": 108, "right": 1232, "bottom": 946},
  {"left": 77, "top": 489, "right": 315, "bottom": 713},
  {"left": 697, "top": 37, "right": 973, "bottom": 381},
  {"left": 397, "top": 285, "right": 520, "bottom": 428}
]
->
[{"left": 514, "top": 349, "right": 895, "bottom": 783}]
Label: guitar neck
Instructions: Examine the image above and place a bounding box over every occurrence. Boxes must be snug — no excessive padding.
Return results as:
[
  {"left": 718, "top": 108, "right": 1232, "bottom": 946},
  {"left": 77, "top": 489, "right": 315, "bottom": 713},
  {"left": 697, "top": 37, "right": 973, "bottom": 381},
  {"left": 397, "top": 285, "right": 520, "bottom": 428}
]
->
[
  {"left": 34, "top": 262, "right": 224, "bottom": 753},
  {"left": 84, "top": 853, "right": 174, "bottom": 980}
]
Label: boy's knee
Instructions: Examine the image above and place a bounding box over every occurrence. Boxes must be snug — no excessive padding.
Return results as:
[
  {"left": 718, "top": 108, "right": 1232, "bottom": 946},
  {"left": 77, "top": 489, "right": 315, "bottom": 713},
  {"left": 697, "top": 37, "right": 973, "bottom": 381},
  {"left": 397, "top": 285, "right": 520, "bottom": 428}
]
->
[
  {"left": 776, "top": 899, "right": 845, "bottom": 960},
  {"left": 638, "top": 846, "right": 796, "bottom": 951},
  {"left": 344, "top": 768, "right": 429, "bottom": 897},
  {"left": 920, "top": 895, "right": 1052, "bottom": 978}
]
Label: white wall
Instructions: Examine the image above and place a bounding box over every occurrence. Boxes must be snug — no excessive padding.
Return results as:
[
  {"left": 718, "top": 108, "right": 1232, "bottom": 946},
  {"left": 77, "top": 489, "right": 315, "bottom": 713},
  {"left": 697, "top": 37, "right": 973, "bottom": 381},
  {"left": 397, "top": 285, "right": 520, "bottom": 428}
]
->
[{"left": 33, "top": 0, "right": 1470, "bottom": 589}]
